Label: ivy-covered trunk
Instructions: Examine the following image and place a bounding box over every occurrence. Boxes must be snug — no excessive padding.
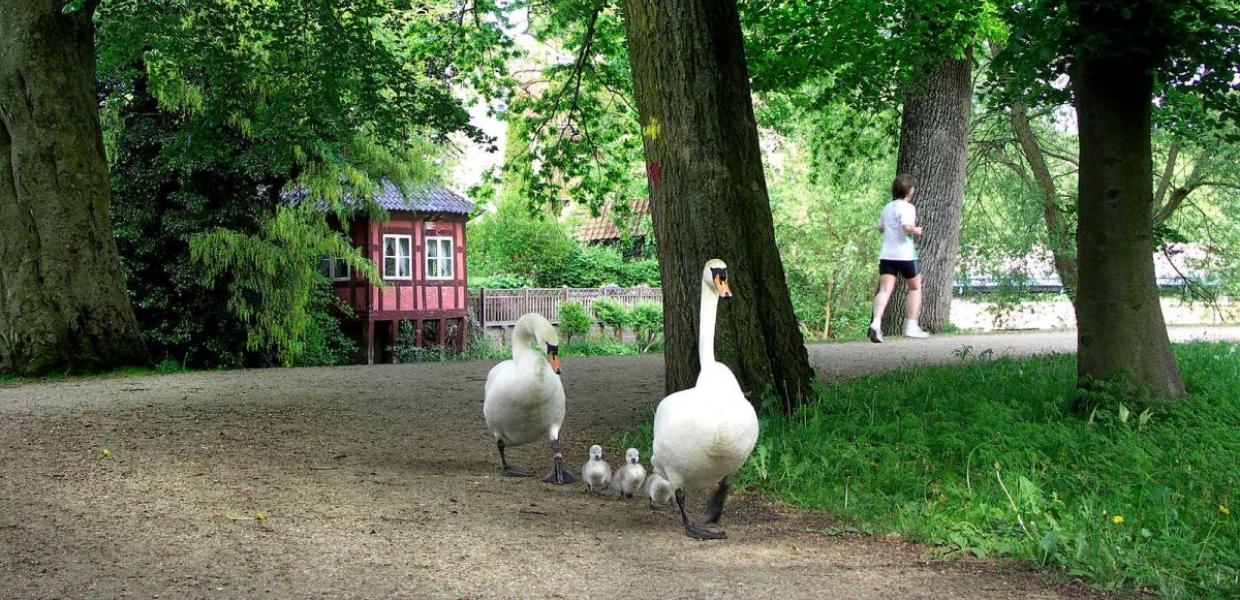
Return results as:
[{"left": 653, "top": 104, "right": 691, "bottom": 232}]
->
[
  {"left": 1072, "top": 18, "right": 1184, "bottom": 400},
  {"left": 622, "top": 0, "right": 816, "bottom": 411},
  {"left": 881, "top": 56, "right": 971, "bottom": 335},
  {"left": 0, "top": 0, "right": 148, "bottom": 374}
]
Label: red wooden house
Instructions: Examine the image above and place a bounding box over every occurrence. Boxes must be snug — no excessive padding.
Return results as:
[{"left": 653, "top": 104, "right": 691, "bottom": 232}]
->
[{"left": 310, "top": 181, "right": 474, "bottom": 364}]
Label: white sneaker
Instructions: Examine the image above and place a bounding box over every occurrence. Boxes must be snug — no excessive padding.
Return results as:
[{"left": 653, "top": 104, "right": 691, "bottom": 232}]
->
[
  {"left": 867, "top": 325, "right": 883, "bottom": 343},
  {"left": 904, "top": 324, "right": 930, "bottom": 339}
]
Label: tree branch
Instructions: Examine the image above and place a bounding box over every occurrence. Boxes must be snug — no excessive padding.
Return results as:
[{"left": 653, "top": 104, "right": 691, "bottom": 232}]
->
[
  {"left": 1154, "top": 147, "right": 1212, "bottom": 226},
  {"left": 1153, "top": 140, "right": 1181, "bottom": 207}
]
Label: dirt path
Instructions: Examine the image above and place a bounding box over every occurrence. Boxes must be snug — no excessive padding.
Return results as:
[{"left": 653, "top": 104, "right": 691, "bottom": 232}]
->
[{"left": 2, "top": 327, "right": 1236, "bottom": 599}]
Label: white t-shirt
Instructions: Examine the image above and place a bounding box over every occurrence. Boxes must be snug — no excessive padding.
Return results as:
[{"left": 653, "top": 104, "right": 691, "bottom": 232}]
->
[{"left": 878, "top": 200, "right": 917, "bottom": 261}]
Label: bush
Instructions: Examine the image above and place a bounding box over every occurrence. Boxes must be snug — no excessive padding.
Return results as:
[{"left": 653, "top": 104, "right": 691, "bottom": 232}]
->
[
  {"left": 390, "top": 319, "right": 511, "bottom": 363},
  {"left": 292, "top": 304, "right": 360, "bottom": 366},
  {"left": 558, "top": 302, "right": 592, "bottom": 345},
  {"left": 628, "top": 300, "right": 663, "bottom": 352},
  {"left": 592, "top": 297, "right": 629, "bottom": 337},
  {"left": 563, "top": 335, "right": 637, "bottom": 357}
]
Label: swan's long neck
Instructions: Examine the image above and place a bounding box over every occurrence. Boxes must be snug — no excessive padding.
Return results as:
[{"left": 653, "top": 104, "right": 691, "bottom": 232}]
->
[
  {"left": 699, "top": 281, "right": 719, "bottom": 368},
  {"left": 512, "top": 321, "right": 537, "bottom": 365}
]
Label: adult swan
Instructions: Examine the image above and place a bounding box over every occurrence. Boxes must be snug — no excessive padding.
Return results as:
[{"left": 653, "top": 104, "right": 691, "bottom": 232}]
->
[
  {"left": 483, "top": 312, "right": 575, "bottom": 484},
  {"left": 651, "top": 259, "right": 758, "bottom": 539}
]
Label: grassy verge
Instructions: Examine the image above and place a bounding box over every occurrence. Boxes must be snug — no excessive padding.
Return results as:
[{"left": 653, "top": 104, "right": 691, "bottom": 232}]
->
[
  {"left": 617, "top": 342, "right": 1238, "bottom": 598},
  {"left": 0, "top": 360, "right": 191, "bottom": 385}
]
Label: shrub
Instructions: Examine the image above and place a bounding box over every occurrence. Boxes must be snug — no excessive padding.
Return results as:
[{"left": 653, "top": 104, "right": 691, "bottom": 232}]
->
[
  {"left": 558, "top": 302, "right": 592, "bottom": 345},
  {"left": 628, "top": 300, "right": 663, "bottom": 352},
  {"left": 563, "top": 335, "right": 636, "bottom": 357},
  {"left": 592, "top": 297, "right": 629, "bottom": 337},
  {"left": 292, "top": 303, "right": 360, "bottom": 366}
]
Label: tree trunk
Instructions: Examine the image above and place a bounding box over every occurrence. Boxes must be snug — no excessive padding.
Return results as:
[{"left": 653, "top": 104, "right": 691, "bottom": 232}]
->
[
  {"left": 1009, "top": 103, "right": 1079, "bottom": 303},
  {"left": 882, "top": 56, "right": 971, "bottom": 335},
  {"left": 1073, "top": 44, "right": 1185, "bottom": 399},
  {"left": 622, "top": 0, "right": 816, "bottom": 411},
  {"left": 0, "top": 0, "right": 148, "bottom": 375}
]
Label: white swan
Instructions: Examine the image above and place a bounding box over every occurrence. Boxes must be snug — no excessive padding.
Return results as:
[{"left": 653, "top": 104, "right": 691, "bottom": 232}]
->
[
  {"left": 650, "top": 259, "right": 758, "bottom": 539},
  {"left": 613, "top": 448, "right": 647, "bottom": 499},
  {"left": 483, "top": 312, "right": 575, "bottom": 483},
  {"left": 581, "top": 444, "right": 612, "bottom": 493}
]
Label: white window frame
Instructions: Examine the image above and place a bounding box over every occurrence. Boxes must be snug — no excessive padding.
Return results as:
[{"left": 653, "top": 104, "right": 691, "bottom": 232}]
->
[
  {"left": 425, "top": 236, "right": 455, "bottom": 281},
  {"left": 320, "top": 257, "right": 351, "bottom": 282},
  {"left": 382, "top": 234, "right": 413, "bottom": 280}
]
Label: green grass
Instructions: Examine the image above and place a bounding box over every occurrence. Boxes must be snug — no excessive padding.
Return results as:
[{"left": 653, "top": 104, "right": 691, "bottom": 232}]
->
[
  {"left": 0, "top": 359, "right": 190, "bottom": 385},
  {"left": 618, "top": 342, "right": 1239, "bottom": 598}
]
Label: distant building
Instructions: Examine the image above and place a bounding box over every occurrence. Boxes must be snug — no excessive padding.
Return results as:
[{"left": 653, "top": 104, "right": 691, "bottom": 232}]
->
[
  {"left": 574, "top": 198, "right": 652, "bottom": 258},
  {"left": 288, "top": 181, "right": 473, "bottom": 363}
]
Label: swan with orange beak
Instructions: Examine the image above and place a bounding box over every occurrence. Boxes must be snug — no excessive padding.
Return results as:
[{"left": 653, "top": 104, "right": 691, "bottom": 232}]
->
[
  {"left": 483, "top": 312, "right": 575, "bottom": 483},
  {"left": 649, "top": 259, "right": 757, "bottom": 539}
]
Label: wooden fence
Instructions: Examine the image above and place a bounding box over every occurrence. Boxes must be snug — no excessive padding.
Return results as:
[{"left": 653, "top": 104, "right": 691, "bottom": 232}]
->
[{"left": 470, "top": 287, "right": 663, "bottom": 328}]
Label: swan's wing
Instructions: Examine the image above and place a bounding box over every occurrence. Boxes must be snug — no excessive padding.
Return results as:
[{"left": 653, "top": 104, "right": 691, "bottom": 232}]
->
[{"left": 484, "top": 360, "right": 514, "bottom": 397}]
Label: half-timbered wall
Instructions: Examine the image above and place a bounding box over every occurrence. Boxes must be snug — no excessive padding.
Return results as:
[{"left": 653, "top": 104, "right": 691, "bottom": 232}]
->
[{"left": 330, "top": 211, "right": 469, "bottom": 321}]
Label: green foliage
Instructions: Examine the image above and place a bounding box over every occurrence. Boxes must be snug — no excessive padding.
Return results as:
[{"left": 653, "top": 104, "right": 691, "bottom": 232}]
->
[
  {"left": 622, "top": 342, "right": 1240, "bottom": 597},
  {"left": 628, "top": 301, "right": 663, "bottom": 352},
  {"left": 190, "top": 207, "right": 378, "bottom": 366},
  {"left": 591, "top": 297, "right": 629, "bottom": 337},
  {"left": 562, "top": 335, "right": 638, "bottom": 357},
  {"left": 390, "top": 321, "right": 511, "bottom": 363},
  {"left": 559, "top": 244, "right": 660, "bottom": 288},
  {"left": 764, "top": 102, "right": 890, "bottom": 339},
  {"left": 558, "top": 302, "right": 593, "bottom": 345},
  {"left": 467, "top": 203, "right": 577, "bottom": 285},
  {"left": 990, "top": 0, "right": 1240, "bottom": 136},
  {"left": 469, "top": 273, "right": 535, "bottom": 291},
  {"left": 101, "top": 0, "right": 513, "bottom": 368},
  {"left": 508, "top": 1, "right": 645, "bottom": 213},
  {"left": 466, "top": 202, "right": 660, "bottom": 288},
  {"left": 293, "top": 300, "right": 360, "bottom": 367},
  {"left": 742, "top": 0, "right": 1007, "bottom": 106}
]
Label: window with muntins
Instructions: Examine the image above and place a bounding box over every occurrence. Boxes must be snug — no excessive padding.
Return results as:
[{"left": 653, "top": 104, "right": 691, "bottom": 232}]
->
[
  {"left": 383, "top": 235, "right": 412, "bottom": 280},
  {"left": 426, "top": 236, "right": 454, "bottom": 280},
  {"left": 319, "top": 257, "right": 351, "bottom": 282}
]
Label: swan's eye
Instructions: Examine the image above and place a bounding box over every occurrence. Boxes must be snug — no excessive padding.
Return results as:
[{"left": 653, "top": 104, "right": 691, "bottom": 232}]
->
[{"left": 546, "top": 344, "right": 558, "bottom": 356}]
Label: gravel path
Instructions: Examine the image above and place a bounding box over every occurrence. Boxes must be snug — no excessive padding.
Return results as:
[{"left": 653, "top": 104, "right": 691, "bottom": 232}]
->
[{"left": 2, "top": 326, "right": 1235, "bottom": 599}]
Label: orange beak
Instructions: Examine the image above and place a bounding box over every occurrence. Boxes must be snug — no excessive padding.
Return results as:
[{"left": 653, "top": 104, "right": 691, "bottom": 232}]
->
[
  {"left": 714, "top": 275, "right": 733, "bottom": 298},
  {"left": 549, "top": 353, "right": 562, "bottom": 374}
]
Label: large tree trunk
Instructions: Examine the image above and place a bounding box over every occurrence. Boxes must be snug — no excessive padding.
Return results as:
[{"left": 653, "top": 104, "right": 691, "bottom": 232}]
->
[
  {"left": 882, "top": 56, "right": 971, "bottom": 335},
  {"left": 622, "top": 0, "right": 815, "bottom": 411},
  {"left": 1073, "top": 33, "right": 1185, "bottom": 399},
  {"left": 0, "top": 0, "right": 148, "bottom": 375}
]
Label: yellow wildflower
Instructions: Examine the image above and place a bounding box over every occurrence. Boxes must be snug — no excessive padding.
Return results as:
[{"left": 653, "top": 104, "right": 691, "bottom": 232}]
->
[
  {"left": 1111, "top": 515, "right": 1124, "bottom": 525},
  {"left": 1221, "top": 505, "right": 1231, "bottom": 516}
]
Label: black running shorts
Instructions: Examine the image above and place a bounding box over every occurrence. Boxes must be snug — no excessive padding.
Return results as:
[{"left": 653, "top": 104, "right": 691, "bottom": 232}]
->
[{"left": 878, "top": 259, "right": 919, "bottom": 279}]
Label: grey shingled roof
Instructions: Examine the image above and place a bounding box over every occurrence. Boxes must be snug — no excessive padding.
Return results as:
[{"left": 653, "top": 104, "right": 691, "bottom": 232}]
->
[{"left": 286, "top": 179, "right": 475, "bottom": 215}]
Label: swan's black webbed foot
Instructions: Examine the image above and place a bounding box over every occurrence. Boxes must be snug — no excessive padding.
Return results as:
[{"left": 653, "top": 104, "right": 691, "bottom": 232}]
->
[
  {"left": 676, "top": 488, "right": 726, "bottom": 540},
  {"left": 497, "top": 439, "right": 534, "bottom": 477},
  {"left": 703, "top": 478, "right": 729, "bottom": 525},
  {"left": 542, "top": 459, "right": 575, "bottom": 484},
  {"left": 684, "top": 523, "right": 727, "bottom": 540},
  {"left": 541, "top": 438, "right": 576, "bottom": 484}
]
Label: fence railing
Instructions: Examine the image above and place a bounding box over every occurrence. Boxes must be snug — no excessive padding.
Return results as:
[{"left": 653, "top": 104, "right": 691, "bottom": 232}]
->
[{"left": 470, "top": 286, "right": 663, "bottom": 328}]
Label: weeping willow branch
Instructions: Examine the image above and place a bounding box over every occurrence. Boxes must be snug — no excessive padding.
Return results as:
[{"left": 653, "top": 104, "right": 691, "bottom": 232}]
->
[{"left": 190, "top": 206, "right": 381, "bottom": 365}]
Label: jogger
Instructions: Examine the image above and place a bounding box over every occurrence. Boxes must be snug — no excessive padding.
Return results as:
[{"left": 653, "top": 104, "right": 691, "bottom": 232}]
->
[{"left": 868, "top": 174, "right": 930, "bottom": 343}]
